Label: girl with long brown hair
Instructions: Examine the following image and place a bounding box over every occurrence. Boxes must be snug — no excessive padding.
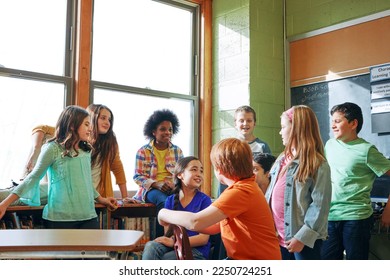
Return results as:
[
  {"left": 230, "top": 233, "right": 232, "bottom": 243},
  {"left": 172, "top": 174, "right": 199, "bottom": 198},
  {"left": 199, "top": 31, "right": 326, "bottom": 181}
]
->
[
  {"left": 0, "top": 105, "right": 117, "bottom": 229},
  {"left": 87, "top": 104, "right": 131, "bottom": 199},
  {"left": 265, "top": 105, "right": 332, "bottom": 260}
]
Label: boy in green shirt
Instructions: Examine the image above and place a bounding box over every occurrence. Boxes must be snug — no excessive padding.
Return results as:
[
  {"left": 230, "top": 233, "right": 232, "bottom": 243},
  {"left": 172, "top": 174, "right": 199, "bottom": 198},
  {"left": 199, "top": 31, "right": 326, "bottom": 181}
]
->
[{"left": 321, "top": 102, "right": 390, "bottom": 260}]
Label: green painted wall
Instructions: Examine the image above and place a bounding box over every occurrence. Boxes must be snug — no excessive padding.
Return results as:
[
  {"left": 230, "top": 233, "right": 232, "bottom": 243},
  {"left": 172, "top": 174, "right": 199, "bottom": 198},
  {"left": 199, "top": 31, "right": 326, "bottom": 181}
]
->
[
  {"left": 211, "top": 0, "right": 284, "bottom": 197},
  {"left": 249, "top": 0, "right": 285, "bottom": 157},
  {"left": 286, "top": 0, "right": 390, "bottom": 36}
]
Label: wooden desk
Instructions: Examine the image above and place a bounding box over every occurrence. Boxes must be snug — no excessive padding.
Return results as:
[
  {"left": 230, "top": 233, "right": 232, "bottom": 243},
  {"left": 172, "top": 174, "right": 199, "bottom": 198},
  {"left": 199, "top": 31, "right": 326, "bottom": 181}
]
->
[
  {"left": 113, "top": 202, "right": 156, "bottom": 217},
  {"left": 95, "top": 202, "right": 156, "bottom": 219},
  {"left": 0, "top": 229, "right": 144, "bottom": 259},
  {"left": 6, "top": 205, "right": 45, "bottom": 212},
  {"left": 4, "top": 203, "right": 156, "bottom": 230},
  {"left": 7, "top": 203, "right": 157, "bottom": 219}
]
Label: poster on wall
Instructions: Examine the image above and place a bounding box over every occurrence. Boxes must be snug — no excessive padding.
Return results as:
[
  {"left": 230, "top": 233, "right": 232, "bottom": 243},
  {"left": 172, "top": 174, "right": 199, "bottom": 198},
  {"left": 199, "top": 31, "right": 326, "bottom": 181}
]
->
[
  {"left": 370, "top": 63, "right": 390, "bottom": 83},
  {"left": 371, "top": 99, "right": 390, "bottom": 114},
  {"left": 370, "top": 63, "right": 390, "bottom": 133},
  {"left": 371, "top": 83, "right": 390, "bottom": 99}
]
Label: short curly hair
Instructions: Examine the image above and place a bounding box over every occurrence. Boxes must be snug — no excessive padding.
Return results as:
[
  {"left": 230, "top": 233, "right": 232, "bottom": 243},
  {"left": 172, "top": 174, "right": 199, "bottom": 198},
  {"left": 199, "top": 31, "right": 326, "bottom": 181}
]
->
[{"left": 143, "top": 109, "right": 180, "bottom": 140}]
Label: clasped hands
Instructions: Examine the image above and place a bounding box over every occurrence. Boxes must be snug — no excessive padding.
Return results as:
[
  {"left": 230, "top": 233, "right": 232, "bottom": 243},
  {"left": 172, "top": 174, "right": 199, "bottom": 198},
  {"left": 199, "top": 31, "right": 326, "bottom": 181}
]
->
[
  {"left": 104, "top": 197, "right": 140, "bottom": 212},
  {"left": 153, "top": 180, "right": 174, "bottom": 193}
]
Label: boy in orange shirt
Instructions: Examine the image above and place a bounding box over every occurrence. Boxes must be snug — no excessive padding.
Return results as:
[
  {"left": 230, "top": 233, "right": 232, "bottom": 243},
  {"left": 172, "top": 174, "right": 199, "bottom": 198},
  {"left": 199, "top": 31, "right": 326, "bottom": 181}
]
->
[{"left": 158, "top": 138, "right": 281, "bottom": 260}]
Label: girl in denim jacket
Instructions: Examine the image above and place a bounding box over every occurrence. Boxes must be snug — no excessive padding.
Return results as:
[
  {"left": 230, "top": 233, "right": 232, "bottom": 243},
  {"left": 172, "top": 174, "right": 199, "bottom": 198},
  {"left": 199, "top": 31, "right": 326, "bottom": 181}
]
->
[{"left": 265, "top": 105, "right": 332, "bottom": 260}]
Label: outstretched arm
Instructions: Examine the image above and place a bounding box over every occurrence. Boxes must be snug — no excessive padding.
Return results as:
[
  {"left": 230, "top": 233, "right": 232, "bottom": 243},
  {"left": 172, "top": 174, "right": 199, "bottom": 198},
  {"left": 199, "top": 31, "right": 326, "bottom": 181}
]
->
[
  {"left": 0, "top": 193, "right": 21, "bottom": 220},
  {"left": 22, "top": 130, "right": 46, "bottom": 179},
  {"left": 381, "top": 194, "right": 390, "bottom": 227},
  {"left": 381, "top": 170, "right": 390, "bottom": 226},
  {"left": 158, "top": 205, "right": 226, "bottom": 235},
  {"left": 117, "top": 183, "right": 129, "bottom": 199},
  {"left": 95, "top": 196, "right": 118, "bottom": 211}
]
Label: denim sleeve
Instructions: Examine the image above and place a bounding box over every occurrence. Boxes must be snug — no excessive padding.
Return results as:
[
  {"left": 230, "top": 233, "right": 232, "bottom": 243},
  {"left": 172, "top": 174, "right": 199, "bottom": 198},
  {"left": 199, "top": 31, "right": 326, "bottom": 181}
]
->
[{"left": 295, "top": 162, "right": 332, "bottom": 247}]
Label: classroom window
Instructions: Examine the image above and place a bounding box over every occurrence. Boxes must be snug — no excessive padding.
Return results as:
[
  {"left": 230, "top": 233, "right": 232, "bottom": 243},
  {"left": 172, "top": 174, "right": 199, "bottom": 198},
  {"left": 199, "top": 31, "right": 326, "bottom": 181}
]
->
[
  {"left": 91, "top": 0, "right": 200, "bottom": 192},
  {"left": 0, "top": 0, "right": 73, "bottom": 187}
]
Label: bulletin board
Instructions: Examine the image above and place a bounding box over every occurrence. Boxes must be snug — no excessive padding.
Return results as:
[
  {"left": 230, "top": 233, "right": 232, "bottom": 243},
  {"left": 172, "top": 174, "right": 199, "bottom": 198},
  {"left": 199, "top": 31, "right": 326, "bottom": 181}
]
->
[{"left": 289, "top": 14, "right": 390, "bottom": 88}]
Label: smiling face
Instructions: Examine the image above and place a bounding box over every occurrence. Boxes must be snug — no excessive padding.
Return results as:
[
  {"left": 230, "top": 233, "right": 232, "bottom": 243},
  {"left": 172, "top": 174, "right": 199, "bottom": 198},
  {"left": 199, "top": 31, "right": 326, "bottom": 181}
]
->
[
  {"left": 97, "top": 108, "right": 111, "bottom": 135},
  {"left": 153, "top": 120, "right": 173, "bottom": 149},
  {"left": 331, "top": 111, "right": 358, "bottom": 142},
  {"left": 234, "top": 111, "right": 256, "bottom": 141},
  {"left": 77, "top": 116, "right": 92, "bottom": 142},
  {"left": 178, "top": 159, "right": 204, "bottom": 189},
  {"left": 280, "top": 115, "right": 292, "bottom": 146}
]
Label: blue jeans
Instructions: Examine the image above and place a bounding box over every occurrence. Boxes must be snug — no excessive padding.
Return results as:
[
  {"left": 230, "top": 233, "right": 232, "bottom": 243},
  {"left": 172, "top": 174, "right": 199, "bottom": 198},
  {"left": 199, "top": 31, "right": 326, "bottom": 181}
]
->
[
  {"left": 142, "top": 241, "right": 205, "bottom": 260},
  {"left": 280, "top": 239, "right": 323, "bottom": 260},
  {"left": 321, "top": 215, "right": 374, "bottom": 260},
  {"left": 145, "top": 189, "right": 169, "bottom": 238}
]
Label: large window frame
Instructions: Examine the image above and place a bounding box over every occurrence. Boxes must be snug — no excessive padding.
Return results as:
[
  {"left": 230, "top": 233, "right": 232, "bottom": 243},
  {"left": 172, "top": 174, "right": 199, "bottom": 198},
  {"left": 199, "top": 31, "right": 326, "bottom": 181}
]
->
[
  {"left": 0, "top": 0, "right": 76, "bottom": 186},
  {"left": 0, "top": 0, "right": 211, "bottom": 195},
  {"left": 75, "top": 0, "right": 212, "bottom": 195},
  {"left": 0, "top": 0, "right": 75, "bottom": 104},
  {"left": 89, "top": 0, "right": 200, "bottom": 192}
]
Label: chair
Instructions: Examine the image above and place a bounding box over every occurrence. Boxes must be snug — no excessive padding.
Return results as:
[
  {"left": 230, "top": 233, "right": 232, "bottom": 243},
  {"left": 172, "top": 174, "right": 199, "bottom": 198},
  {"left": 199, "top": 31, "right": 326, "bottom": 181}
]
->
[{"left": 172, "top": 225, "right": 193, "bottom": 260}]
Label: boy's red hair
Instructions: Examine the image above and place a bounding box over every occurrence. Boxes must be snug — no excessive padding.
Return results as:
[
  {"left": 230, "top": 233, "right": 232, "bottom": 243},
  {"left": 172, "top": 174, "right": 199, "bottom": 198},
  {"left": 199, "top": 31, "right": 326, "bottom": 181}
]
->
[{"left": 210, "top": 138, "right": 253, "bottom": 181}]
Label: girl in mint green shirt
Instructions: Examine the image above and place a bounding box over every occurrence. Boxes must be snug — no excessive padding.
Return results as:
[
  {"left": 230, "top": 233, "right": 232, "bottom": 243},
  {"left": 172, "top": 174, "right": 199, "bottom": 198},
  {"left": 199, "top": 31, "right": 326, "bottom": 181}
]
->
[{"left": 0, "top": 105, "right": 117, "bottom": 229}]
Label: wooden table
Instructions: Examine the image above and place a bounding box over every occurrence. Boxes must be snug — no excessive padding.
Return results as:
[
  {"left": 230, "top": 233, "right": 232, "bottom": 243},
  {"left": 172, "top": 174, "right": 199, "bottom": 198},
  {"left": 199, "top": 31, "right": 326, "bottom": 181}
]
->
[
  {"left": 95, "top": 202, "right": 156, "bottom": 227},
  {"left": 0, "top": 229, "right": 144, "bottom": 259}
]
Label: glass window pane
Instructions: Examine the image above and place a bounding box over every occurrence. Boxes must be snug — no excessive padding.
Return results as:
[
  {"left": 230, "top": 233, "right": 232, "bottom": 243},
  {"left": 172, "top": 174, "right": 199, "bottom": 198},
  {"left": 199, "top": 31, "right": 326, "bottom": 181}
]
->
[
  {"left": 0, "top": 0, "right": 67, "bottom": 75},
  {"left": 94, "top": 89, "right": 194, "bottom": 191},
  {"left": 92, "top": 0, "right": 193, "bottom": 94},
  {"left": 0, "top": 77, "right": 65, "bottom": 187}
]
